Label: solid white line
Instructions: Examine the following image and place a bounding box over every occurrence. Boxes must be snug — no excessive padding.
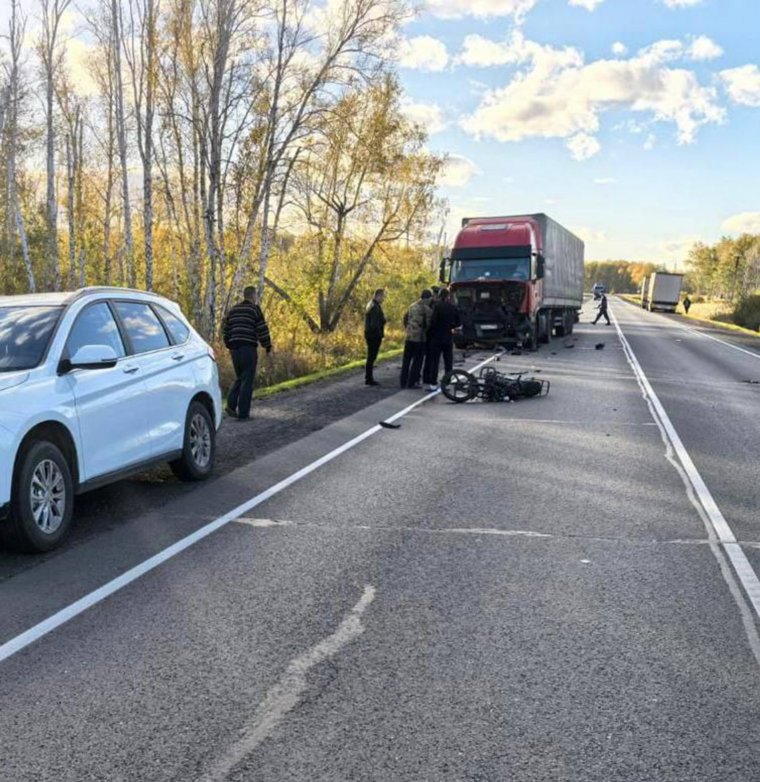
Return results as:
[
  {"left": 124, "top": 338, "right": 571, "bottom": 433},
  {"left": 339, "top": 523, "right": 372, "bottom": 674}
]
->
[
  {"left": 0, "top": 353, "right": 500, "bottom": 665},
  {"left": 201, "top": 584, "right": 376, "bottom": 781},
  {"left": 686, "top": 326, "right": 760, "bottom": 361},
  {"left": 610, "top": 307, "right": 760, "bottom": 622}
]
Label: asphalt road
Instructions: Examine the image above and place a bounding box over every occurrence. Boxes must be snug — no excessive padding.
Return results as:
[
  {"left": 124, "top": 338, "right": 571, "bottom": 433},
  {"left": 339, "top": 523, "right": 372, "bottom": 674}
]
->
[{"left": 1, "top": 298, "right": 760, "bottom": 781}]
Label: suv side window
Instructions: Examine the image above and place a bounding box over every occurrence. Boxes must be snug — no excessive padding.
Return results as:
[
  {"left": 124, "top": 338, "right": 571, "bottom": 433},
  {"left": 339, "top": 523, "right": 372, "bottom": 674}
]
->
[
  {"left": 155, "top": 305, "right": 190, "bottom": 345},
  {"left": 114, "top": 302, "right": 171, "bottom": 354},
  {"left": 66, "top": 302, "right": 126, "bottom": 359}
]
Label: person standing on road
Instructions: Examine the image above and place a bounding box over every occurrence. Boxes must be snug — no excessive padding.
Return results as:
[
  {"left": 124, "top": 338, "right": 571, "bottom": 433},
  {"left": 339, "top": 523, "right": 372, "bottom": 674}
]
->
[
  {"left": 593, "top": 292, "right": 611, "bottom": 325},
  {"left": 400, "top": 290, "right": 433, "bottom": 389},
  {"left": 683, "top": 294, "right": 692, "bottom": 315},
  {"left": 364, "top": 289, "right": 386, "bottom": 386},
  {"left": 425, "top": 288, "right": 461, "bottom": 391},
  {"left": 223, "top": 286, "right": 273, "bottom": 421}
]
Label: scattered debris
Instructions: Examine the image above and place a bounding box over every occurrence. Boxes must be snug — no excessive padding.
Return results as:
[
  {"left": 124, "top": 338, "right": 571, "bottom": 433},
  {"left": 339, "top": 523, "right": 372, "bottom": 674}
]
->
[
  {"left": 595, "top": 343, "right": 605, "bottom": 350},
  {"left": 742, "top": 380, "right": 760, "bottom": 385},
  {"left": 564, "top": 344, "right": 575, "bottom": 349},
  {"left": 379, "top": 421, "right": 401, "bottom": 429}
]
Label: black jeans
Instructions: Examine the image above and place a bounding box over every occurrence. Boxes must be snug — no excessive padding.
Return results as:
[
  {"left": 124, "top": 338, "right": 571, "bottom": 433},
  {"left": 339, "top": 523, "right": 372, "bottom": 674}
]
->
[
  {"left": 427, "top": 341, "right": 454, "bottom": 383},
  {"left": 227, "top": 345, "right": 259, "bottom": 418},
  {"left": 365, "top": 336, "right": 382, "bottom": 383},
  {"left": 593, "top": 310, "right": 610, "bottom": 324},
  {"left": 400, "top": 341, "right": 426, "bottom": 388}
]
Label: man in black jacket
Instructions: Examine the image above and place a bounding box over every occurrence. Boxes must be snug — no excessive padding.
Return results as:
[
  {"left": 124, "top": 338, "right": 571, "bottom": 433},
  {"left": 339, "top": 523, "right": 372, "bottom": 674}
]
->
[
  {"left": 223, "top": 286, "right": 273, "bottom": 420},
  {"left": 364, "top": 289, "right": 386, "bottom": 386},
  {"left": 425, "top": 288, "right": 461, "bottom": 390},
  {"left": 593, "top": 293, "right": 610, "bottom": 325}
]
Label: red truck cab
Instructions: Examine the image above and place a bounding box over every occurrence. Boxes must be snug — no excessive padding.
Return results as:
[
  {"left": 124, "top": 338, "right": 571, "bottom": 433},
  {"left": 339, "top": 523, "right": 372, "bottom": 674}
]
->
[{"left": 445, "top": 216, "right": 546, "bottom": 349}]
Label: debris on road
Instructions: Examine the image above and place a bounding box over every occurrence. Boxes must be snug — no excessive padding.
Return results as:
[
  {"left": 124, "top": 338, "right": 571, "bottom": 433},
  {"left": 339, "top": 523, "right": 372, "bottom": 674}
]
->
[
  {"left": 379, "top": 421, "right": 401, "bottom": 429},
  {"left": 595, "top": 343, "right": 605, "bottom": 350},
  {"left": 441, "top": 366, "right": 549, "bottom": 404}
]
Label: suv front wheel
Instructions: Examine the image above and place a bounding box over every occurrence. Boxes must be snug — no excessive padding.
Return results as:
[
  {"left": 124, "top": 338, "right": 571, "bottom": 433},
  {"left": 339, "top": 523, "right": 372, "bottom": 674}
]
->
[
  {"left": 2, "top": 441, "right": 75, "bottom": 553},
  {"left": 170, "top": 401, "right": 216, "bottom": 482}
]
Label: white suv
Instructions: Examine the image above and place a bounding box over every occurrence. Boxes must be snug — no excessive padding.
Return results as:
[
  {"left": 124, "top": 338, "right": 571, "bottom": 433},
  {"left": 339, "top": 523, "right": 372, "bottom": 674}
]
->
[{"left": 0, "top": 287, "right": 223, "bottom": 552}]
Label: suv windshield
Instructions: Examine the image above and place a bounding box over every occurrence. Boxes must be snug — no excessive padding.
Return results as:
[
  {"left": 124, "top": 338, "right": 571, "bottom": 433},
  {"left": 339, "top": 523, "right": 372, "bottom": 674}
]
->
[
  {"left": 0, "top": 306, "right": 62, "bottom": 372},
  {"left": 452, "top": 257, "right": 531, "bottom": 282}
]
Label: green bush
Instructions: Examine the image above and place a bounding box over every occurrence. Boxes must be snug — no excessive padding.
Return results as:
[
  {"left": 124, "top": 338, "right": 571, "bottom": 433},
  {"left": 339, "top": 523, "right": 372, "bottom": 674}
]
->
[{"left": 733, "top": 295, "right": 760, "bottom": 331}]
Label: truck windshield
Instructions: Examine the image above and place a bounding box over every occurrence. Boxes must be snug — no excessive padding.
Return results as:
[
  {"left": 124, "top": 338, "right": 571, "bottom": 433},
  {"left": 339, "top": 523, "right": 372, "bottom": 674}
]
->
[
  {"left": 0, "top": 306, "right": 62, "bottom": 372},
  {"left": 451, "top": 258, "right": 531, "bottom": 282}
]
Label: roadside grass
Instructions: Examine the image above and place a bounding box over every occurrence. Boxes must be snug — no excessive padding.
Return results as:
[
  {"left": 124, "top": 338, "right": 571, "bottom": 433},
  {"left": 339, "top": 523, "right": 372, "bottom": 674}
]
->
[
  {"left": 253, "top": 348, "right": 403, "bottom": 398},
  {"left": 617, "top": 295, "right": 760, "bottom": 339}
]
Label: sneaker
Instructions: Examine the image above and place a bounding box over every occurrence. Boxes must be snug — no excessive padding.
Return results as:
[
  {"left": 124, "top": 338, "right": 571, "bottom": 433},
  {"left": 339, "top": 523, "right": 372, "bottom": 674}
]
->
[
  {"left": 225, "top": 405, "right": 237, "bottom": 418},
  {"left": 425, "top": 384, "right": 439, "bottom": 392}
]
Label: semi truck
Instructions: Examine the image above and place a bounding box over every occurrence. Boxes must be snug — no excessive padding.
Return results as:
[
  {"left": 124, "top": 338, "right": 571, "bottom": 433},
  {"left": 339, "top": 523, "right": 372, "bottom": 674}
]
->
[
  {"left": 440, "top": 213, "right": 584, "bottom": 350},
  {"left": 641, "top": 272, "right": 683, "bottom": 312}
]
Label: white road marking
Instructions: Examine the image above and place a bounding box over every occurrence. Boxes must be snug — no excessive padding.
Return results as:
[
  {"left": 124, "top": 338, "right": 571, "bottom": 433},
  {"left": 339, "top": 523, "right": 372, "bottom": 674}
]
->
[
  {"left": 0, "top": 354, "right": 500, "bottom": 665},
  {"left": 611, "top": 305, "right": 760, "bottom": 658},
  {"left": 201, "top": 584, "right": 376, "bottom": 782},
  {"left": 686, "top": 326, "right": 760, "bottom": 361}
]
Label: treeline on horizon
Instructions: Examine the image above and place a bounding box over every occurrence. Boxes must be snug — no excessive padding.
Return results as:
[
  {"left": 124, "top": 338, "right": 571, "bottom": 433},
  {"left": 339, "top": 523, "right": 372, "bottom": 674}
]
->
[{"left": 0, "top": 0, "right": 446, "bottom": 385}]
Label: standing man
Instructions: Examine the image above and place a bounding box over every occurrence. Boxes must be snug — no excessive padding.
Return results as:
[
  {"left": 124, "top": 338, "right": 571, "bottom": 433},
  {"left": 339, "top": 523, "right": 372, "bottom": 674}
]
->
[
  {"left": 683, "top": 294, "right": 692, "bottom": 315},
  {"left": 400, "top": 289, "right": 433, "bottom": 389},
  {"left": 364, "top": 289, "right": 386, "bottom": 386},
  {"left": 593, "top": 292, "right": 611, "bottom": 325},
  {"left": 425, "top": 288, "right": 462, "bottom": 391},
  {"left": 223, "top": 286, "right": 272, "bottom": 421}
]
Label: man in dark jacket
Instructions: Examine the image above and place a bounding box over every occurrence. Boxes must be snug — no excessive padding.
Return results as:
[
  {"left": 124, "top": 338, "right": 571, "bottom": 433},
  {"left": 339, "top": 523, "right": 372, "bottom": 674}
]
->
[
  {"left": 593, "top": 293, "right": 610, "bottom": 325},
  {"left": 364, "top": 289, "right": 386, "bottom": 386},
  {"left": 425, "top": 288, "right": 461, "bottom": 390},
  {"left": 223, "top": 286, "right": 272, "bottom": 420}
]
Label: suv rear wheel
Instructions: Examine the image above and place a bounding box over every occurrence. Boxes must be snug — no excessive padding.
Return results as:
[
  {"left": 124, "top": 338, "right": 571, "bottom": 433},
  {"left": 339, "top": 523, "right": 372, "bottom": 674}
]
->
[
  {"left": 2, "top": 441, "right": 74, "bottom": 553},
  {"left": 170, "top": 401, "right": 216, "bottom": 482}
]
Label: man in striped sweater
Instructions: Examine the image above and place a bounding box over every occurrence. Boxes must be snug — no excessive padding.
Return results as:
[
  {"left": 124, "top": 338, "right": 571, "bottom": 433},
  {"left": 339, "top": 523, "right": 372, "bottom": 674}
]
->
[{"left": 223, "top": 286, "right": 273, "bottom": 421}]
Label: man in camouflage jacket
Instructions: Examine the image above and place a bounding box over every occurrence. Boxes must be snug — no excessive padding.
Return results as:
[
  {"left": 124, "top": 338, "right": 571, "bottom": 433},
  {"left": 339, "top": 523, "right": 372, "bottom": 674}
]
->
[{"left": 399, "top": 289, "right": 433, "bottom": 389}]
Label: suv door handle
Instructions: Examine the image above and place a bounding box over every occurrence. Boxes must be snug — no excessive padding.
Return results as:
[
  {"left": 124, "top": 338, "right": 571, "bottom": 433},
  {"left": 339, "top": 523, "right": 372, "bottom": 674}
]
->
[
  {"left": 171, "top": 353, "right": 184, "bottom": 362},
  {"left": 122, "top": 364, "right": 140, "bottom": 375}
]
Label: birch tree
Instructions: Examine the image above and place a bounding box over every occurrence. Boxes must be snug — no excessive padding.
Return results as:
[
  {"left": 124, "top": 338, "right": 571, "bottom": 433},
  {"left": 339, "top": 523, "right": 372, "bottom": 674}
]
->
[{"left": 38, "top": 0, "right": 71, "bottom": 290}]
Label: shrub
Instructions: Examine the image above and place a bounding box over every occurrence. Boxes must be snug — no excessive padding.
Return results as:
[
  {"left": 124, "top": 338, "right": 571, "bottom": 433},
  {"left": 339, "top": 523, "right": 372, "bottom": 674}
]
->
[{"left": 733, "top": 295, "right": 760, "bottom": 332}]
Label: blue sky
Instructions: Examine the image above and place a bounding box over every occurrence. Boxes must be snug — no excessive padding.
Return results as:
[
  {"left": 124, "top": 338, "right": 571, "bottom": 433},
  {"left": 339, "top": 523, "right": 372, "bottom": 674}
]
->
[{"left": 396, "top": 0, "right": 760, "bottom": 264}]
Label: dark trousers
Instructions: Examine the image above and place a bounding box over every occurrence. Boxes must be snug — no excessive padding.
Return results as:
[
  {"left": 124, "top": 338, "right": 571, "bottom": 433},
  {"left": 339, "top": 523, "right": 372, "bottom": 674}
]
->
[
  {"left": 427, "top": 341, "right": 454, "bottom": 384},
  {"left": 593, "top": 310, "right": 610, "bottom": 324},
  {"left": 422, "top": 340, "right": 435, "bottom": 385},
  {"left": 227, "top": 345, "right": 258, "bottom": 418},
  {"left": 365, "top": 336, "right": 382, "bottom": 383},
  {"left": 400, "top": 341, "right": 426, "bottom": 388}
]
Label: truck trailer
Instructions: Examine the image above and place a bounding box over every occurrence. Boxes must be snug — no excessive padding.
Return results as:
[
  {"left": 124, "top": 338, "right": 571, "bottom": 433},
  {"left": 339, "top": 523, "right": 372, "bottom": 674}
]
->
[
  {"left": 441, "top": 213, "right": 584, "bottom": 350},
  {"left": 642, "top": 272, "right": 683, "bottom": 312}
]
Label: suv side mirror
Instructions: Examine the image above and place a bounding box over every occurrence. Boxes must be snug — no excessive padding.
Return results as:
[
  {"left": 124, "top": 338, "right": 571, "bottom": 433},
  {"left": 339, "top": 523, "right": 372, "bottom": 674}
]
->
[
  {"left": 60, "top": 344, "right": 119, "bottom": 374},
  {"left": 536, "top": 254, "right": 545, "bottom": 279}
]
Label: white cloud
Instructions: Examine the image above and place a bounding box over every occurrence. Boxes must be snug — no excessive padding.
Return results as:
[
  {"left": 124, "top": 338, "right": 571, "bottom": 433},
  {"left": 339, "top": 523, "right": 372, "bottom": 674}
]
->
[
  {"left": 594, "top": 177, "right": 616, "bottom": 184},
  {"left": 644, "top": 133, "right": 657, "bottom": 150},
  {"left": 459, "top": 34, "right": 520, "bottom": 67},
  {"left": 567, "top": 133, "right": 601, "bottom": 160},
  {"left": 401, "top": 101, "right": 447, "bottom": 135},
  {"left": 720, "top": 64, "right": 760, "bottom": 107},
  {"left": 612, "top": 42, "right": 628, "bottom": 57},
  {"left": 662, "top": 0, "right": 703, "bottom": 7},
  {"left": 574, "top": 226, "right": 608, "bottom": 243},
  {"left": 660, "top": 236, "right": 701, "bottom": 267},
  {"left": 426, "top": 0, "right": 537, "bottom": 20},
  {"left": 569, "top": 0, "right": 605, "bottom": 10},
  {"left": 722, "top": 212, "right": 760, "bottom": 235},
  {"left": 439, "top": 155, "right": 481, "bottom": 187},
  {"left": 397, "top": 36, "right": 449, "bottom": 72},
  {"left": 459, "top": 32, "right": 725, "bottom": 156},
  {"left": 687, "top": 35, "right": 723, "bottom": 61}
]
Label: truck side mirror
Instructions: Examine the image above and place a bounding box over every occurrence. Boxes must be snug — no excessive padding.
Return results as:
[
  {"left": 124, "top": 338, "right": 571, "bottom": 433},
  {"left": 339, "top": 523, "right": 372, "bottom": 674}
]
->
[{"left": 536, "top": 255, "right": 545, "bottom": 279}]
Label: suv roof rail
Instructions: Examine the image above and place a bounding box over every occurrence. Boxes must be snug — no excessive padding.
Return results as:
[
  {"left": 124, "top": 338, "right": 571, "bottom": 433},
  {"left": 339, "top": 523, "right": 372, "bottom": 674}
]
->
[{"left": 66, "top": 286, "right": 166, "bottom": 304}]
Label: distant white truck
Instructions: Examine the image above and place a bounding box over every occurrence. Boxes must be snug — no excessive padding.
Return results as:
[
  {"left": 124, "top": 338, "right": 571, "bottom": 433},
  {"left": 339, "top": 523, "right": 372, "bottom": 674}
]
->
[{"left": 641, "top": 272, "right": 683, "bottom": 312}]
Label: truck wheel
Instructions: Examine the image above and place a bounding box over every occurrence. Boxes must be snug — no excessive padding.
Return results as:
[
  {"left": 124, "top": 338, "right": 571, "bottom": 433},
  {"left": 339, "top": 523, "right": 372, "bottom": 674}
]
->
[
  {"left": 565, "top": 313, "right": 574, "bottom": 335},
  {"left": 539, "top": 313, "right": 551, "bottom": 344},
  {"left": 170, "top": 401, "right": 216, "bottom": 482},
  {"left": 2, "top": 441, "right": 75, "bottom": 553},
  {"left": 526, "top": 322, "right": 539, "bottom": 352}
]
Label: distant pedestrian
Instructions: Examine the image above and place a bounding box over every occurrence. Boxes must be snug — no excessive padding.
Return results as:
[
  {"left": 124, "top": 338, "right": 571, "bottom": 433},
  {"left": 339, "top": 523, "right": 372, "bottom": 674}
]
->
[
  {"left": 364, "top": 289, "right": 386, "bottom": 386},
  {"left": 223, "top": 286, "right": 272, "bottom": 421},
  {"left": 424, "top": 289, "right": 461, "bottom": 390},
  {"left": 683, "top": 295, "right": 692, "bottom": 315},
  {"left": 593, "top": 293, "right": 611, "bottom": 325},
  {"left": 400, "top": 290, "right": 433, "bottom": 389}
]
